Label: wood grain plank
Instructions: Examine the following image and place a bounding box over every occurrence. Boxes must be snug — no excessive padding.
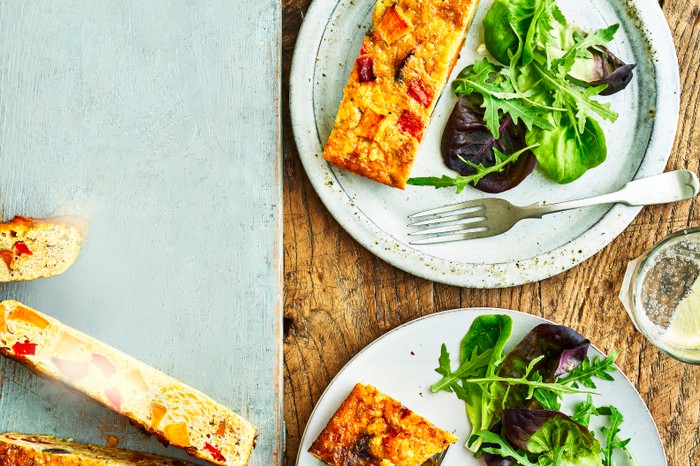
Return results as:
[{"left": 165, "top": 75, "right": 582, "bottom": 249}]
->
[{"left": 283, "top": 0, "right": 700, "bottom": 464}]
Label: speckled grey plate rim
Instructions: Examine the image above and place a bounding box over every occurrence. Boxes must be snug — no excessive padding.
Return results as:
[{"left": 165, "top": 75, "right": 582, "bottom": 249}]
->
[
  {"left": 295, "top": 308, "right": 667, "bottom": 465},
  {"left": 289, "top": 0, "right": 680, "bottom": 289}
]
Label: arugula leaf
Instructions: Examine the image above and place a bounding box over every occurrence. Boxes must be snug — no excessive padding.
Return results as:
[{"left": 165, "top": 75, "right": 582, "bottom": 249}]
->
[
  {"left": 601, "top": 406, "right": 634, "bottom": 466},
  {"left": 453, "top": 59, "right": 554, "bottom": 137},
  {"left": 520, "top": 0, "right": 554, "bottom": 66},
  {"left": 431, "top": 344, "right": 493, "bottom": 393},
  {"left": 571, "top": 397, "right": 636, "bottom": 465},
  {"left": 462, "top": 355, "right": 595, "bottom": 398},
  {"left": 407, "top": 145, "right": 538, "bottom": 193},
  {"left": 571, "top": 395, "right": 600, "bottom": 427},
  {"left": 533, "top": 62, "right": 617, "bottom": 130},
  {"left": 497, "top": 322, "right": 591, "bottom": 411},
  {"left": 557, "top": 350, "right": 619, "bottom": 389},
  {"left": 477, "top": 430, "right": 539, "bottom": 466},
  {"left": 533, "top": 1, "right": 566, "bottom": 69},
  {"left": 512, "top": 348, "right": 619, "bottom": 412}
]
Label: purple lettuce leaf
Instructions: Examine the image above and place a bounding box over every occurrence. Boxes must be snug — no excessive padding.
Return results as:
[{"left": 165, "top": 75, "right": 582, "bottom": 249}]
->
[
  {"left": 440, "top": 97, "right": 537, "bottom": 193},
  {"left": 498, "top": 323, "right": 590, "bottom": 409},
  {"left": 571, "top": 46, "right": 636, "bottom": 96}
]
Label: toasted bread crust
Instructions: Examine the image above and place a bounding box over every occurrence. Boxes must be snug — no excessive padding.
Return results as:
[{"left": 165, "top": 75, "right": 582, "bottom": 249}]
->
[
  {"left": 0, "top": 215, "right": 85, "bottom": 282},
  {"left": 322, "top": 0, "right": 480, "bottom": 188},
  {"left": 309, "top": 383, "right": 458, "bottom": 465},
  {"left": 0, "top": 301, "right": 256, "bottom": 466}
]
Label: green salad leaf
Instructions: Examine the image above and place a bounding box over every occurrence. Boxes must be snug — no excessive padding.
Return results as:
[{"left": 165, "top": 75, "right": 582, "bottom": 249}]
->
[
  {"left": 482, "top": 0, "right": 549, "bottom": 66},
  {"left": 452, "top": 60, "right": 554, "bottom": 137},
  {"left": 525, "top": 113, "right": 607, "bottom": 183},
  {"left": 502, "top": 409, "right": 603, "bottom": 466},
  {"left": 407, "top": 145, "right": 538, "bottom": 192},
  {"left": 558, "top": 349, "right": 619, "bottom": 389},
  {"left": 409, "top": 0, "right": 632, "bottom": 191},
  {"left": 601, "top": 406, "right": 633, "bottom": 466},
  {"left": 430, "top": 314, "right": 512, "bottom": 451},
  {"left": 478, "top": 430, "right": 540, "bottom": 466},
  {"left": 432, "top": 315, "right": 634, "bottom": 465}
]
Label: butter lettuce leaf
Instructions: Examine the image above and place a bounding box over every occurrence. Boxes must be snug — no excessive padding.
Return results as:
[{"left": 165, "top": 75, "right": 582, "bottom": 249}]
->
[
  {"left": 502, "top": 409, "right": 602, "bottom": 466},
  {"left": 525, "top": 113, "right": 607, "bottom": 183}
]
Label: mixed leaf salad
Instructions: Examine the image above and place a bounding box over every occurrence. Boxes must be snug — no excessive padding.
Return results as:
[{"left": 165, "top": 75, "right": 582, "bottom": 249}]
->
[
  {"left": 432, "top": 314, "right": 636, "bottom": 465},
  {"left": 409, "top": 0, "right": 636, "bottom": 193}
]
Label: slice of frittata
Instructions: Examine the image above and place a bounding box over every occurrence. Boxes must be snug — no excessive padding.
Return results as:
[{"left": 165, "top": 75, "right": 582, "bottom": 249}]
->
[
  {"left": 309, "top": 383, "right": 457, "bottom": 465},
  {"left": 323, "top": 0, "right": 481, "bottom": 188}
]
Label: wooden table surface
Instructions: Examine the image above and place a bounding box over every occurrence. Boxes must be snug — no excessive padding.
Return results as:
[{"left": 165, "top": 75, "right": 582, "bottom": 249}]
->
[{"left": 282, "top": 0, "right": 700, "bottom": 464}]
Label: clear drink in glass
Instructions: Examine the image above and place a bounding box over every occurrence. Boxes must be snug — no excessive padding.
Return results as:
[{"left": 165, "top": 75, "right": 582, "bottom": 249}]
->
[{"left": 620, "top": 227, "right": 700, "bottom": 364}]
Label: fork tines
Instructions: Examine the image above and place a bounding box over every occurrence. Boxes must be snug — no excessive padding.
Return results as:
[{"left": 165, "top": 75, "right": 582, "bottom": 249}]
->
[
  {"left": 408, "top": 199, "right": 485, "bottom": 219},
  {"left": 407, "top": 199, "right": 492, "bottom": 245}
]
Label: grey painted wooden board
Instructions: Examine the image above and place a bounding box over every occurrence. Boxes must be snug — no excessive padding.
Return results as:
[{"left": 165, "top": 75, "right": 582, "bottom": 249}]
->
[{"left": 0, "top": 1, "right": 282, "bottom": 465}]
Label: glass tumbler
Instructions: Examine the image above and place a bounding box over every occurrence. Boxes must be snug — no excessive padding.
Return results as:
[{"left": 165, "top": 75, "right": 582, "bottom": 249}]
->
[{"left": 619, "top": 227, "right": 700, "bottom": 364}]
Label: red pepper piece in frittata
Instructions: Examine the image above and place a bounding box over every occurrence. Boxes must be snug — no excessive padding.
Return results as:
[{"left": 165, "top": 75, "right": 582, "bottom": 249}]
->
[
  {"left": 407, "top": 79, "right": 433, "bottom": 108},
  {"left": 204, "top": 442, "right": 227, "bottom": 463},
  {"left": 12, "top": 340, "right": 37, "bottom": 356},
  {"left": 356, "top": 56, "right": 377, "bottom": 83},
  {"left": 13, "top": 241, "right": 32, "bottom": 255},
  {"left": 397, "top": 110, "right": 424, "bottom": 140},
  {"left": 105, "top": 387, "right": 123, "bottom": 409}
]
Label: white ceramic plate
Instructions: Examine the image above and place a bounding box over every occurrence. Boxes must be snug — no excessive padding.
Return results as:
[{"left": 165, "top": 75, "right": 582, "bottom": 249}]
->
[
  {"left": 296, "top": 308, "right": 666, "bottom": 465},
  {"left": 290, "top": 0, "right": 679, "bottom": 288}
]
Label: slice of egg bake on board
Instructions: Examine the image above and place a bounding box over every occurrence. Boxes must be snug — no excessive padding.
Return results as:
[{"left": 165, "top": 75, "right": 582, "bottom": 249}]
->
[
  {"left": 0, "top": 433, "right": 197, "bottom": 466},
  {"left": 0, "top": 300, "right": 256, "bottom": 466}
]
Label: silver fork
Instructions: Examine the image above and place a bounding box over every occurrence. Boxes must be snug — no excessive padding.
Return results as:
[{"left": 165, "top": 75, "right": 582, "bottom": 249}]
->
[{"left": 408, "top": 170, "right": 700, "bottom": 245}]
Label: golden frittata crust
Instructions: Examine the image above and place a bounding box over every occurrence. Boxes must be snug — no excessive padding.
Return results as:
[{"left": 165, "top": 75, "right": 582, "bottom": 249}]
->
[
  {"left": 309, "top": 383, "right": 458, "bottom": 465},
  {"left": 0, "top": 433, "right": 196, "bottom": 466},
  {"left": 323, "top": 0, "right": 480, "bottom": 188}
]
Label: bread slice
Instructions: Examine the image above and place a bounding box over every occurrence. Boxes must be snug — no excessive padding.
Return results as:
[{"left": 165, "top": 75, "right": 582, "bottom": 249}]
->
[
  {"left": 0, "top": 432, "right": 196, "bottom": 465},
  {"left": 0, "top": 300, "right": 256, "bottom": 466},
  {"left": 309, "top": 383, "right": 458, "bottom": 465},
  {"left": 322, "top": 0, "right": 481, "bottom": 188},
  {"left": 0, "top": 215, "right": 85, "bottom": 282}
]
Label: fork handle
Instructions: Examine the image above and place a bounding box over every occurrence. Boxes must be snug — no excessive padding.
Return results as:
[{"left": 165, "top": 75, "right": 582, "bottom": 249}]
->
[{"left": 521, "top": 170, "right": 700, "bottom": 219}]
